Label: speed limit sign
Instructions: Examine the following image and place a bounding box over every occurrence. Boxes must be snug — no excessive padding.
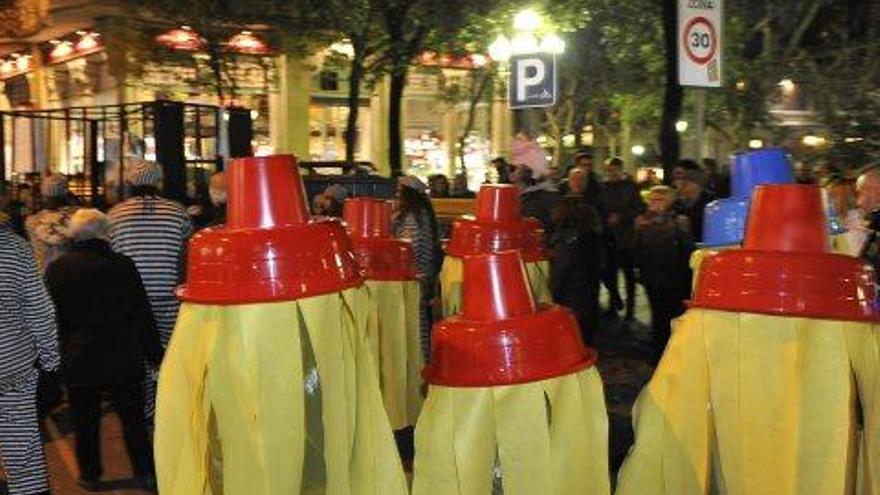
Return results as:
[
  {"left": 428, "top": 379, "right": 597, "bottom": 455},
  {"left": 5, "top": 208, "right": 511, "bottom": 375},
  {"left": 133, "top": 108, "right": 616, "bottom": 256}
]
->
[{"left": 679, "top": 0, "right": 722, "bottom": 87}]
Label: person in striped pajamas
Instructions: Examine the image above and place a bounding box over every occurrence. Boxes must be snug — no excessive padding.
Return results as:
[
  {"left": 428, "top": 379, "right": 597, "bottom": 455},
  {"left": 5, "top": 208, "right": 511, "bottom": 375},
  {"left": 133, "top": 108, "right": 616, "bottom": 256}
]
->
[
  {"left": 0, "top": 223, "right": 61, "bottom": 495},
  {"left": 108, "top": 160, "right": 192, "bottom": 423}
]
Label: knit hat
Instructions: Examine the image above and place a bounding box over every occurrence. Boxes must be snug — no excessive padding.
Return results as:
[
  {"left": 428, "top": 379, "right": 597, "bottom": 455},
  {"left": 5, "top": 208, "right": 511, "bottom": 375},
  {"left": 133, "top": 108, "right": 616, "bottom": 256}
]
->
[
  {"left": 40, "top": 174, "right": 68, "bottom": 198},
  {"left": 398, "top": 175, "right": 428, "bottom": 192},
  {"left": 126, "top": 159, "right": 163, "bottom": 186},
  {"left": 510, "top": 135, "right": 550, "bottom": 179}
]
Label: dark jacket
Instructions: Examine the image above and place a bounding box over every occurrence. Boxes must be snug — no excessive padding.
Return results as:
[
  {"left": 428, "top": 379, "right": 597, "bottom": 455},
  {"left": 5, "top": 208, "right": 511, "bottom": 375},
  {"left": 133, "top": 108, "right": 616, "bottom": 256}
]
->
[
  {"left": 521, "top": 181, "right": 561, "bottom": 238},
  {"left": 45, "top": 239, "right": 163, "bottom": 386},
  {"left": 598, "top": 178, "right": 645, "bottom": 250},
  {"left": 549, "top": 199, "right": 605, "bottom": 342},
  {"left": 635, "top": 211, "right": 695, "bottom": 291},
  {"left": 673, "top": 190, "right": 715, "bottom": 243}
]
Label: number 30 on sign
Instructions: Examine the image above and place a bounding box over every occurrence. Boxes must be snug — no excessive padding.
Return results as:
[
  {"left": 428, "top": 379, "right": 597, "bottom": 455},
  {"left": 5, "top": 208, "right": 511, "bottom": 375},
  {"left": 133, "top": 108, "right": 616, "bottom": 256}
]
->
[{"left": 678, "top": 0, "right": 723, "bottom": 87}]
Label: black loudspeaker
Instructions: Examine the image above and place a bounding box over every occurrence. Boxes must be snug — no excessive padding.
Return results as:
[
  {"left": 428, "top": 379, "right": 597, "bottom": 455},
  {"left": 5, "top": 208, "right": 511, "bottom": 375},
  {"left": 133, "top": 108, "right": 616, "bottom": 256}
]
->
[
  {"left": 153, "top": 101, "right": 186, "bottom": 202},
  {"left": 228, "top": 107, "right": 253, "bottom": 158}
]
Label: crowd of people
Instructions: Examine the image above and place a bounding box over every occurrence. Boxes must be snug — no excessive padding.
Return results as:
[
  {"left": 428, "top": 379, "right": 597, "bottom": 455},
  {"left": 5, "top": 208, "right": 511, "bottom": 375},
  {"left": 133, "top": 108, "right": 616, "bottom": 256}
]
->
[{"left": 0, "top": 146, "right": 875, "bottom": 494}]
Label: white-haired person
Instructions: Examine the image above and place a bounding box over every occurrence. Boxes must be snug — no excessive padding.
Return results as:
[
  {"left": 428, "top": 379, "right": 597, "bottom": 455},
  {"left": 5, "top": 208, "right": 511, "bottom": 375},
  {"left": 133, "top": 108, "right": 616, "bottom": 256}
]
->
[
  {"left": 45, "top": 209, "right": 163, "bottom": 491},
  {"left": 0, "top": 213, "right": 59, "bottom": 495},
  {"left": 108, "top": 160, "right": 192, "bottom": 422},
  {"left": 25, "top": 174, "right": 80, "bottom": 271}
]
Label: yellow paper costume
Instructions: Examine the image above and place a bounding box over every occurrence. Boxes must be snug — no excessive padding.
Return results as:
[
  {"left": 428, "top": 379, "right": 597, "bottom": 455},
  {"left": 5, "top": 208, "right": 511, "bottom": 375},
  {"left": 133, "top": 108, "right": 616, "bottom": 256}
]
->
[
  {"left": 617, "top": 184, "right": 880, "bottom": 495},
  {"left": 155, "top": 155, "right": 407, "bottom": 495},
  {"left": 414, "top": 251, "right": 609, "bottom": 495},
  {"left": 441, "top": 184, "right": 551, "bottom": 317},
  {"left": 344, "top": 197, "right": 424, "bottom": 430}
]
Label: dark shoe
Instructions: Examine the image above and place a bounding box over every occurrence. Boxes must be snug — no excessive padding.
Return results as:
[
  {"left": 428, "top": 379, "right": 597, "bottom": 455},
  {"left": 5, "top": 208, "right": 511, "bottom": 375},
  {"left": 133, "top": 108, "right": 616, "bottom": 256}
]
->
[
  {"left": 624, "top": 308, "right": 636, "bottom": 322},
  {"left": 603, "top": 307, "right": 619, "bottom": 319},
  {"left": 77, "top": 478, "right": 101, "bottom": 492}
]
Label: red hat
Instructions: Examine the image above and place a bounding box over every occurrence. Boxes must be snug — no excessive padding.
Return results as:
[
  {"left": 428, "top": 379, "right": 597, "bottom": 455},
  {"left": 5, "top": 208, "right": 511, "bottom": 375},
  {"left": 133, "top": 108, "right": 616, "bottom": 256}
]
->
[
  {"left": 178, "top": 155, "right": 363, "bottom": 304},
  {"left": 692, "top": 184, "right": 878, "bottom": 321},
  {"left": 424, "top": 250, "right": 596, "bottom": 387},
  {"left": 445, "top": 185, "right": 547, "bottom": 261},
  {"left": 342, "top": 197, "right": 417, "bottom": 281}
]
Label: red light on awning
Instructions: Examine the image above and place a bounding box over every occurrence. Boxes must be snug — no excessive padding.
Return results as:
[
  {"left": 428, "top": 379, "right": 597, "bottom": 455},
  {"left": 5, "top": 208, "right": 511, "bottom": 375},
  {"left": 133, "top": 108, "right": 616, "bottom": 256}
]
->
[
  {"left": 156, "top": 26, "right": 205, "bottom": 51},
  {"left": 226, "top": 31, "right": 271, "bottom": 55}
]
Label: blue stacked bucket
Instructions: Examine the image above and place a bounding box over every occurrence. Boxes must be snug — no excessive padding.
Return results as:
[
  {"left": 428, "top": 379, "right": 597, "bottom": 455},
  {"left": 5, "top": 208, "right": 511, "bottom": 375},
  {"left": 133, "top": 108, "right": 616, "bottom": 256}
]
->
[
  {"left": 701, "top": 148, "right": 846, "bottom": 247},
  {"left": 701, "top": 149, "right": 794, "bottom": 247}
]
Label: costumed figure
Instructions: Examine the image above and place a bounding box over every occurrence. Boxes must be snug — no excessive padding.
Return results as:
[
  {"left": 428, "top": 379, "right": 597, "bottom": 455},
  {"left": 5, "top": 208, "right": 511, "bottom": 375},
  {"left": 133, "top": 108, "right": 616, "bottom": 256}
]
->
[
  {"left": 414, "top": 250, "right": 609, "bottom": 495},
  {"left": 155, "top": 155, "right": 407, "bottom": 495},
  {"left": 617, "top": 184, "right": 880, "bottom": 495}
]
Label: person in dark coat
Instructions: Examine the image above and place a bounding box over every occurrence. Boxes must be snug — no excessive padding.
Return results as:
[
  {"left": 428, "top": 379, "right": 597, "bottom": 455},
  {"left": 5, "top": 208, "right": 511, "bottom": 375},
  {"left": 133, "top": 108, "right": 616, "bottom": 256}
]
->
[
  {"left": 635, "top": 186, "right": 695, "bottom": 364},
  {"left": 510, "top": 133, "right": 560, "bottom": 237},
  {"left": 549, "top": 195, "right": 605, "bottom": 345},
  {"left": 597, "top": 157, "right": 644, "bottom": 320},
  {"left": 673, "top": 167, "right": 715, "bottom": 243},
  {"left": 857, "top": 166, "right": 880, "bottom": 277},
  {"left": 45, "top": 208, "right": 163, "bottom": 492}
]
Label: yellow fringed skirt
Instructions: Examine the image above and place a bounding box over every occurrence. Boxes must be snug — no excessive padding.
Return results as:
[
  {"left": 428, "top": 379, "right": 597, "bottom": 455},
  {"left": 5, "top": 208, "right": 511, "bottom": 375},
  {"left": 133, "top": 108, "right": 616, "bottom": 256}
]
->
[
  {"left": 412, "top": 367, "right": 610, "bottom": 495},
  {"left": 616, "top": 309, "right": 880, "bottom": 495},
  {"left": 440, "top": 256, "right": 551, "bottom": 317},
  {"left": 364, "top": 279, "right": 424, "bottom": 430},
  {"left": 154, "top": 287, "right": 408, "bottom": 495}
]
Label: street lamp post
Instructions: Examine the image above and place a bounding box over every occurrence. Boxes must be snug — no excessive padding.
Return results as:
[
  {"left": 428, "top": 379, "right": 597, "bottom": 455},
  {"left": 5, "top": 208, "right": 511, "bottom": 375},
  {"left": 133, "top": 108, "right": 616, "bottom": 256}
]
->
[{"left": 487, "top": 9, "right": 564, "bottom": 139}]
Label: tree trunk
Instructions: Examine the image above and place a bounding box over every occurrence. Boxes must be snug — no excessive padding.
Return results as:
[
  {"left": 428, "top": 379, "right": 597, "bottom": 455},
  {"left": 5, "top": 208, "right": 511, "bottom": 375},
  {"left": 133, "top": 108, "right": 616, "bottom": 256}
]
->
[
  {"left": 457, "top": 68, "right": 491, "bottom": 176},
  {"left": 345, "top": 42, "right": 366, "bottom": 168},
  {"left": 660, "top": 0, "right": 683, "bottom": 180},
  {"left": 388, "top": 69, "right": 407, "bottom": 177}
]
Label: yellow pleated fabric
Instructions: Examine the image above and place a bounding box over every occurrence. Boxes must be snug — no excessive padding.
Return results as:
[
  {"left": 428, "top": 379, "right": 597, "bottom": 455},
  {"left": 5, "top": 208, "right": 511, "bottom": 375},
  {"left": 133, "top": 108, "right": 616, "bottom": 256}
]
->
[
  {"left": 440, "top": 256, "right": 551, "bottom": 317},
  {"left": 616, "top": 308, "right": 880, "bottom": 495},
  {"left": 155, "top": 287, "right": 408, "bottom": 495},
  {"left": 364, "top": 280, "right": 424, "bottom": 430},
  {"left": 412, "top": 367, "right": 610, "bottom": 495}
]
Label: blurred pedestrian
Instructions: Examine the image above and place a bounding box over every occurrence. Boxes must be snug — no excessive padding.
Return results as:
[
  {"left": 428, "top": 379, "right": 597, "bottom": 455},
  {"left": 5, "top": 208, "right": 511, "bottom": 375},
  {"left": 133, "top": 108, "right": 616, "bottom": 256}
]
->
[
  {"left": 25, "top": 174, "right": 80, "bottom": 272},
  {"left": 206, "top": 171, "right": 227, "bottom": 227},
  {"left": 598, "top": 157, "right": 644, "bottom": 320},
  {"left": 635, "top": 186, "right": 695, "bottom": 363},
  {"left": 394, "top": 175, "right": 441, "bottom": 360},
  {"left": 702, "top": 158, "right": 730, "bottom": 198},
  {"left": 0, "top": 221, "right": 60, "bottom": 495},
  {"left": 673, "top": 167, "right": 715, "bottom": 243},
  {"left": 564, "top": 152, "right": 602, "bottom": 203},
  {"left": 549, "top": 195, "right": 605, "bottom": 344},
  {"left": 451, "top": 173, "right": 475, "bottom": 198},
  {"left": 313, "top": 184, "right": 348, "bottom": 217},
  {"left": 510, "top": 134, "right": 560, "bottom": 235},
  {"left": 108, "top": 159, "right": 192, "bottom": 423},
  {"left": 45, "top": 209, "right": 162, "bottom": 492},
  {"left": 491, "top": 157, "right": 512, "bottom": 184},
  {"left": 428, "top": 174, "right": 451, "bottom": 198}
]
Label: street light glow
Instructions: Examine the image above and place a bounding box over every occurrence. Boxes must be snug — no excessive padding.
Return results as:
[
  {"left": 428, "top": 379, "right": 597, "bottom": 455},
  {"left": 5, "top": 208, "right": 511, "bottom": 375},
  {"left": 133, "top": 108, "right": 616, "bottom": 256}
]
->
[
  {"left": 802, "top": 135, "right": 826, "bottom": 147},
  {"left": 676, "top": 120, "right": 688, "bottom": 132},
  {"left": 631, "top": 145, "right": 646, "bottom": 156},
  {"left": 488, "top": 35, "right": 512, "bottom": 62},
  {"left": 511, "top": 33, "right": 539, "bottom": 54},
  {"left": 749, "top": 139, "right": 764, "bottom": 149},
  {"left": 513, "top": 9, "right": 543, "bottom": 32},
  {"left": 778, "top": 79, "right": 795, "bottom": 94},
  {"left": 540, "top": 34, "right": 565, "bottom": 54}
]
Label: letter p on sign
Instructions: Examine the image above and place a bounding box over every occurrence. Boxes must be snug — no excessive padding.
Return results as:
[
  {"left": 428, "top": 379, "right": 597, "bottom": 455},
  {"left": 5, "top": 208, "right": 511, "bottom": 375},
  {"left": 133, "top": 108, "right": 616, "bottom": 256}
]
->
[{"left": 509, "top": 53, "right": 557, "bottom": 109}]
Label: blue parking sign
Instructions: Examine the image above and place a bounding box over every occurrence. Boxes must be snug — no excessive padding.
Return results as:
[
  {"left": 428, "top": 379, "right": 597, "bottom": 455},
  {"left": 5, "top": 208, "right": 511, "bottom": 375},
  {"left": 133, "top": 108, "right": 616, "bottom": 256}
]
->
[{"left": 509, "top": 53, "right": 557, "bottom": 109}]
